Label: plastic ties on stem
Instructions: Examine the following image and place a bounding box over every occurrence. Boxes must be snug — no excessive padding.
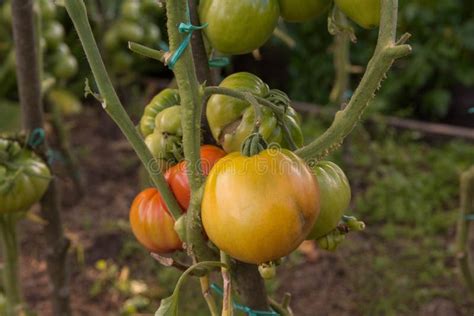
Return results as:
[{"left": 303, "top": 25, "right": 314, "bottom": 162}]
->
[
  {"left": 468, "top": 107, "right": 474, "bottom": 114},
  {"left": 465, "top": 214, "right": 474, "bottom": 221},
  {"left": 208, "top": 57, "right": 230, "bottom": 68},
  {"left": 27, "top": 128, "right": 45, "bottom": 149},
  {"left": 167, "top": 22, "right": 208, "bottom": 69},
  {"left": 210, "top": 283, "right": 279, "bottom": 316}
]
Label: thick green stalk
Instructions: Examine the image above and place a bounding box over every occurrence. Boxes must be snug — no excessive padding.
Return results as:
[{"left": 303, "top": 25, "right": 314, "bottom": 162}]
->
[
  {"left": 329, "top": 9, "right": 351, "bottom": 104},
  {"left": 165, "top": 0, "right": 211, "bottom": 260},
  {"left": 63, "top": 0, "right": 181, "bottom": 220},
  {"left": 295, "top": 0, "right": 411, "bottom": 161},
  {"left": 456, "top": 166, "right": 474, "bottom": 292},
  {"left": 0, "top": 215, "right": 21, "bottom": 316}
]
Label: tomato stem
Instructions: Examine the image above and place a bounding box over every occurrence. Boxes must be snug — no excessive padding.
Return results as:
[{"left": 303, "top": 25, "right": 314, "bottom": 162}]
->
[
  {"left": 0, "top": 214, "right": 22, "bottom": 315},
  {"left": 295, "top": 0, "right": 411, "bottom": 161}
]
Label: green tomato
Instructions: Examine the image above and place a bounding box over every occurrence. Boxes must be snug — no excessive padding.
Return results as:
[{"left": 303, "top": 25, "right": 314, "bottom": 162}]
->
[
  {"left": 307, "top": 161, "right": 351, "bottom": 240},
  {"left": 52, "top": 53, "right": 78, "bottom": 80},
  {"left": 206, "top": 72, "right": 303, "bottom": 153},
  {"left": 0, "top": 139, "right": 51, "bottom": 214},
  {"left": 199, "top": 0, "right": 280, "bottom": 55},
  {"left": 279, "top": 0, "right": 331, "bottom": 22},
  {"left": 334, "top": 0, "right": 381, "bottom": 29},
  {"left": 112, "top": 51, "right": 134, "bottom": 70},
  {"left": 140, "top": 88, "right": 181, "bottom": 137},
  {"left": 144, "top": 23, "right": 161, "bottom": 47},
  {"left": 154, "top": 106, "right": 182, "bottom": 136},
  {"left": 104, "top": 29, "right": 121, "bottom": 51},
  {"left": 140, "top": 90, "right": 184, "bottom": 162},
  {"left": 117, "top": 20, "right": 144, "bottom": 43},
  {"left": 39, "top": 0, "right": 57, "bottom": 20},
  {"left": 121, "top": 0, "right": 141, "bottom": 21},
  {"left": 43, "top": 21, "right": 65, "bottom": 49},
  {"left": 140, "top": 0, "right": 165, "bottom": 16}
]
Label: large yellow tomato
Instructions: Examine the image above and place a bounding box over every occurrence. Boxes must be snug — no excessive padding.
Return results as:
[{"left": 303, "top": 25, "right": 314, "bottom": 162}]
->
[{"left": 202, "top": 148, "right": 320, "bottom": 264}]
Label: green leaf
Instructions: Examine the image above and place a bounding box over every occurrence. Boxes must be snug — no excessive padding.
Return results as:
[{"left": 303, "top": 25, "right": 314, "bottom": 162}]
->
[{"left": 154, "top": 261, "right": 226, "bottom": 316}]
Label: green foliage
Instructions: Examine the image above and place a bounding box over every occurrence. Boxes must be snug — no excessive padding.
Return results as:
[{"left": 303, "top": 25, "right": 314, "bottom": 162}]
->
[
  {"left": 288, "top": 0, "right": 474, "bottom": 120},
  {"left": 300, "top": 118, "right": 474, "bottom": 313}
]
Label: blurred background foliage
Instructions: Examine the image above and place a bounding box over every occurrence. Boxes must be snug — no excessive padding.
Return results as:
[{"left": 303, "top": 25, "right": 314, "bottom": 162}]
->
[{"left": 287, "top": 0, "right": 474, "bottom": 123}]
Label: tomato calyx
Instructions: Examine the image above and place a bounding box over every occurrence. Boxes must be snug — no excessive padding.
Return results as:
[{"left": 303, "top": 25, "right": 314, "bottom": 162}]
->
[{"left": 240, "top": 133, "right": 268, "bottom": 157}]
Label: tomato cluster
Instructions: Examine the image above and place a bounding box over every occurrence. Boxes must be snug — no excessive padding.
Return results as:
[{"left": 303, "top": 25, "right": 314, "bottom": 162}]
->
[
  {"left": 198, "top": 0, "right": 380, "bottom": 55},
  {"left": 0, "top": 0, "right": 78, "bottom": 99},
  {"left": 102, "top": 0, "right": 164, "bottom": 74},
  {"left": 131, "top": 79, "right": 352, "bottom": 265},
  {"left": 128, "top": 0, "right": 359, "bottom": 265}
]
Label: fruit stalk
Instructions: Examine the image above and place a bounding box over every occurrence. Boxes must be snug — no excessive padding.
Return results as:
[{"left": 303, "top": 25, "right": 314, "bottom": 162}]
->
[
  {"left": 295, "top": 0, "right": 411, "bottom": 161},
  {"left": 11, "top": 0, "right": 72, "bottom": 314}
]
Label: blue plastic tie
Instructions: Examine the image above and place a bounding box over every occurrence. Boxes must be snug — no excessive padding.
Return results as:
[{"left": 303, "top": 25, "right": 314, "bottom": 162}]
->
[
  {"left": 468, "top": 107, "right": 474, "bottom": 114},
  {"left": 465, "top": 214, "right": 474, "bottom": 221},
  {"left": 210, "top": 283, "right": 279, "bottom": 316},
  {"left": 208, "top": 57, "right": 230, "bottom": 68},
  {"left": 27, "top": 128, "right": 45, "bottom": 148},
  {"left": 167, "top": 22, "right": 208, "bottom": 69}
]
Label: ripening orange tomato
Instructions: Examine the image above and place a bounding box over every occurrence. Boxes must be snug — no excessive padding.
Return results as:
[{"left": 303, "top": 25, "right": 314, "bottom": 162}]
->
[
  {"left": 165, "top": 145, "right": 226, "bottom": 210},
  {"left": 129, "top": 188, "right": 182, "bottom": 253}
]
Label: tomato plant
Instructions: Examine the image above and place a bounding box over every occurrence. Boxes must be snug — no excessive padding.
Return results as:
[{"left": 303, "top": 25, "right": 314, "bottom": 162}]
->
[
  {"left": 202, "top": 148, "right": 320, "bottom": 264},
  {"left": 279, "top": 0, "right": 330, "bottom": 22},
  {"left": 335, "top": 0, "right": 381, "bottom": 29},
  {"left": 206, "top": 72, "right": 304, "bottom": 153},
  {"left": 165, "top": 145, "right": 226, "bottom": 210},
  {"left": 129, "top": 188, "right": 183, "bottom": 254},
  {"left": 199, "top": 0, "right": 280, "bottom": 55},
  {"left": 307, "top": 161, "right": 351, "bottom": 240},
  {"left": 0, "top": 139, "right": 51, "bottom": 214}
]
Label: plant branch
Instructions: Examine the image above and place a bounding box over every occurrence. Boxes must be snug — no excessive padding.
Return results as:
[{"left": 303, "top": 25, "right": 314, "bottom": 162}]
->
[
  {"left": 295, "top": 0, "right": 411, "bottom": 161},
  {"left": 220, "top": 252, "right": 233, "bottom": 316},
  {"left": 128, "top": 41, "right": 166, "bottom": 62},
  {"left": 199, "top": 276, "right": 219, "bottom": 316},
  {"left": 329, "top": 9, "right": 351, "bottom": 104},
  {"left": 11, "top": 0, "right": 71, "bottom": 314},
  {"left": 188, "top": 0, "right": 217, "bottom": 145},
  {"left": 456, "top": 166, "right": 474, "bottom": 292},
  {"left": 165, "top": 0, "right": 212, "bottom": 262},
  {"left": 0, "top": 214, "right": 21, "bottom": 315},
  {"left": 63, "top": 0, "right": 182, "bottom": 220}
]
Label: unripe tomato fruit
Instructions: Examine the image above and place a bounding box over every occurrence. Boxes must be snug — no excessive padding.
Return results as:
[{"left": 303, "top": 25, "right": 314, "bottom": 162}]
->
[
  {"left": 52, "top": 54, "right": 78, "bottom": 80},
  {"left": 165, "top": 145, "right": 226, "bottom": 210},
  {"left": 206, "top": 72, "right": 303, "bottom": 153},
  {"left": 334, "top": 0, "right": 381, "bottom": 29},
  {"left": 129, "top": 188, "right": 183, "bottom": 254},
  {"left": 202, "top": 148, "right": 320, "bottom": 264},
  {"left": 307, "top": 161, "right": 351, "bottom": 240},
  {"left": 0, "top": 139, "right": 51, "bottom": 214},
  {"left": 117, "top": 20, "right": 144, "bottom": 43},
  {"left": 43, "top": 21, "right": 65, "bottom": 49},
  {"left": 279, "top": 0, "right": 331, "bottom": 22},
  {"left": 199, "top": 0, "right": 280, "bottom": 55}
]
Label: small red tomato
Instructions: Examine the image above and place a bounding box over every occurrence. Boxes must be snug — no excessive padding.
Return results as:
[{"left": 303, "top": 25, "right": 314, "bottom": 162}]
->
[
  {"left": 129, "top": 188, "right": 182, "bottom": 253},
  {"left": 165, "top": 145, "right": 226, "bottom": 210}
]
